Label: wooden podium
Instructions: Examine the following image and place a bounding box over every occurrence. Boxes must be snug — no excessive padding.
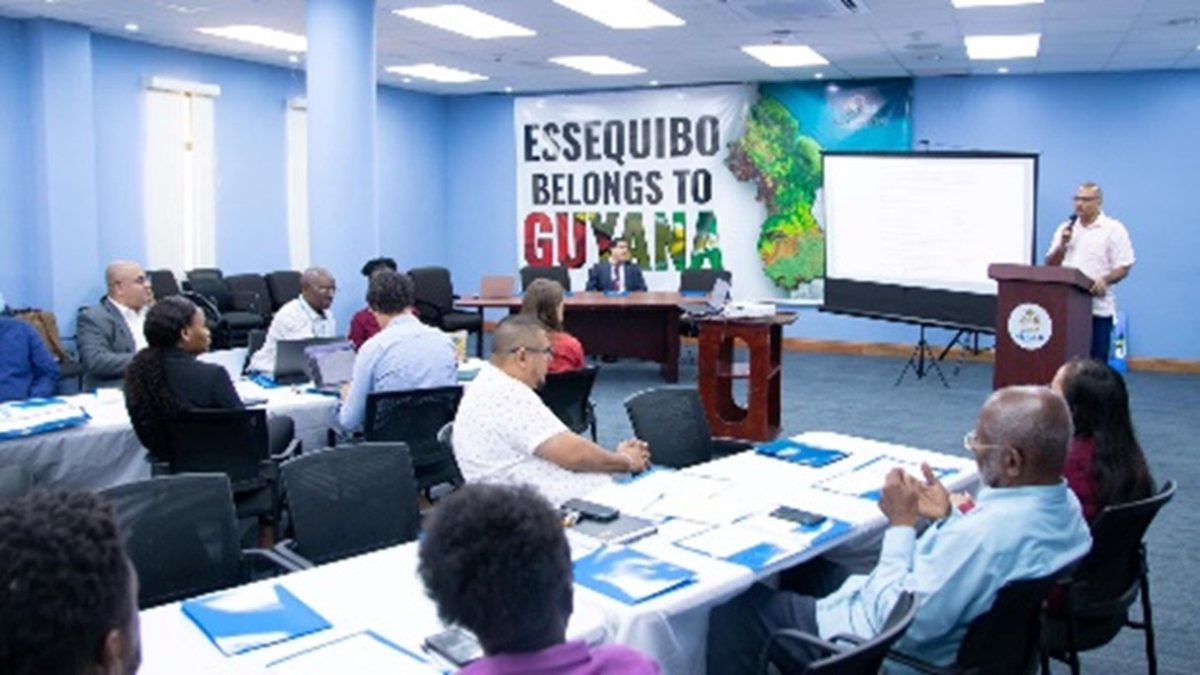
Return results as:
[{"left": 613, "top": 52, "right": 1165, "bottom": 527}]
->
[
  {"left": 697, "top": 313, "right": 796, "bottom": 441},
  {"left": 989, "top": 264, "right": 1094, "bottom": 390}
]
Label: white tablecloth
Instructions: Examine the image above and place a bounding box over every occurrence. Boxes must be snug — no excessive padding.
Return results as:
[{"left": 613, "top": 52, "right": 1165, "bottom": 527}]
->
[
  {"left": 138, "top": 543, "right": 609, "bottom": 674},
  {"left": 576, "top": 430, "right": 981, "bottom": 675},
  {"left": 0, "top": 387, "right": 338, "bottom": 492}
]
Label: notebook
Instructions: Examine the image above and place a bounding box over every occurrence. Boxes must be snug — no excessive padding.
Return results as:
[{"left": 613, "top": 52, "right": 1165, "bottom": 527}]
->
[
  {"left": 570, "top": 514, "right": 658, "bottom": 545},
  {"left": 480, "top": 275, "right": 515, "bottom": 299},
  {"left": 679, "top": 277, "right": 731, "bottom": 317}
]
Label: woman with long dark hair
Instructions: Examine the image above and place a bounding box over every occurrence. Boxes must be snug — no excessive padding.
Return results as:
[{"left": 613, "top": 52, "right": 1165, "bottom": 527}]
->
[
  {"left": 1051, "top": 358, "right": 1155, "bottom": 522},
  {"left": 520, "top": 278, "right": 584, "bottom": 373},
  {"left": 125, "top": 296, "right": 293, "bottom": 460}
]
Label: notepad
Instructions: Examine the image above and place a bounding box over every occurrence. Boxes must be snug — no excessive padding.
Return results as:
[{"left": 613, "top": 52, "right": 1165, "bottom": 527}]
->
[
  {"left": 816, "top": 455, "right": 956, "bottom": 501},
  {"left": 265, "top": 631, "right": 437, "bottom": 674},
  {"left": 756, "top": 439, "right": 848, "bottom": 468},
  {"left": 674, "top": 515, "right": 853, "bottom": 571},
  {"left": 573, "top": 547, "right": 696, "bottom": 605},
  {"left": 181, "top": 584, "right": 331, "bottom": 656}
]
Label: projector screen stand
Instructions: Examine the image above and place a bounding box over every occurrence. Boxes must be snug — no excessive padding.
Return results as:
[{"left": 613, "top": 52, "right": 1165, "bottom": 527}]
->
[{"left": 895, "top": 324, "right": 949, "bottom": 387}]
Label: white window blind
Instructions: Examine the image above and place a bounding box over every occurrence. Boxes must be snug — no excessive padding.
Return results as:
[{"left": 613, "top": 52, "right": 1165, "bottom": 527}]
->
[{"left": 143, "top": 78, "right": 218, "bottom": 276}]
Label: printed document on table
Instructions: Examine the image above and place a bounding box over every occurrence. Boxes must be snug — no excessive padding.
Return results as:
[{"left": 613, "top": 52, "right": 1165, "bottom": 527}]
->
[
  {"left": 265, "top": 631, "right": 437, "bottom": 674},
  {"left": 816, "top": 455, "right": 956, "bottom": 500}
]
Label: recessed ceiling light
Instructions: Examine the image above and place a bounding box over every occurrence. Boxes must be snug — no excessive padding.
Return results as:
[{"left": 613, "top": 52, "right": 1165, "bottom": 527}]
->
[
  {"left": 814, "top": 72, "right": 825, "bottom": 79},
  {"left": 741, "top": 45, "right": 829, "bottom": 68},
  {"left": 549, "top": 55, "right": 646, "bottom": 75},
  {"left": 197, "top": 25, "right": 307, "bottom": 52},
  {"left": 552, "top": 0, "right": 684, "bottom": 30},
  {"left": 997, "top": 66, "right": 1009, "bottom": 73},
  {"left": 965, "top": 33, "right": 1040, "bottom": 60},
  {"left": 952, "top": 0, "right": 1043, "bottom": 7},
  {"left": 403, "top": 78, "right": 413, "bottom": 83},
  {"left": 504, "top": 86, "right": 514, "bottom": 93},
  {"left": 392, "top": 5, "right": 535, "bottom": 39},
  {"left": 124, "top": 23, "right": 140, "bottom": 32},
  {"left": 385, "top": 63, "right": 488, "bottom": 83},
  {"left": 649, "top": 80, "right": 659, "bottom": 86},
  {"left": 288, "top": 55, "right": 300, "bottom": 64}
]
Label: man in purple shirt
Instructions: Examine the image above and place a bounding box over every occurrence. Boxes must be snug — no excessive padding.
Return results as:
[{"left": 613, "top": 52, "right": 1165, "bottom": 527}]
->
[{"left": 419, "top": 484, "right": 660, "bottom": 675}]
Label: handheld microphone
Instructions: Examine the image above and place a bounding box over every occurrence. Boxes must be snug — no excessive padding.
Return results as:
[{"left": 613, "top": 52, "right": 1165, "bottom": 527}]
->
[{"left": 1064, "top": 213, "right": 1077, "bottom": 237}]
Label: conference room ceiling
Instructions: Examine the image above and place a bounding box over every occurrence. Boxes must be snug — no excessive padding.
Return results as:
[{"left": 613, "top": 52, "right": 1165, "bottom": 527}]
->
[{"left": 1, "top": 0, "right": 1198, "bottom": 94}]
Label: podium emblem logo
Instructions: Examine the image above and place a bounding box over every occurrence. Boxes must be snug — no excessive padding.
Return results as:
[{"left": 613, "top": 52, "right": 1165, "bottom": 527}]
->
[{"left": 1008, "top": 303, "right": 1052, "bottom": 351}]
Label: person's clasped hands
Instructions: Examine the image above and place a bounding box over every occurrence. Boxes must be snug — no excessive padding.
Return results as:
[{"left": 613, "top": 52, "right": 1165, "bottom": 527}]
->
[
  {"left": 878, "top": 462, "right": 952, "bottom": 527},
  {"left": 616, "top": 438, "right": 651, "bottom": 473}
]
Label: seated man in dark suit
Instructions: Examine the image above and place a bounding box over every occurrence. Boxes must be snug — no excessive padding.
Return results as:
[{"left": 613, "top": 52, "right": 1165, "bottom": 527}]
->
[
  {"left": 0, "top": 491, "right": 142, "bottom": 675},
  {"left": 77, "top": 261, "right": 153, "bottom": 389},
  {"left": 0, "top": 314, "right": 60, "bottom": 402},
  {"left": 585, "top": 238, "right": 647, "bottom": 292}
]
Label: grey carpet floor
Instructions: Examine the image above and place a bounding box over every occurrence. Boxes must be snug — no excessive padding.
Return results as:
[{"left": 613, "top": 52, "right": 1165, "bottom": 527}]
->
[{"left": 584, "top": 349, "right": 1198, "bottom": 674}]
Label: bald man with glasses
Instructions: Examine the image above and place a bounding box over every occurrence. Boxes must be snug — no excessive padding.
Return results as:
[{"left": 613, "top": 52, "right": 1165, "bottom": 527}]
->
[
  {"left": 77, "top": 261, "right": 154, "bottom": 389},
  {"left": 452, "top": 314, "right": 650, "bottom": 507},
  {"left": 707, "top": 386, "right": 1092, "bottom": 673}
]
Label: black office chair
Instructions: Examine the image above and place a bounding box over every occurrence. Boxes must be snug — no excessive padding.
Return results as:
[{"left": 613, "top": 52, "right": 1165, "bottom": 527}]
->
[
  {"left": 889, "top": 567, "right": 1072, "bottom": 674},
  {"left": 101, "top": 474, "right": 299, "bottom": 608},
  {"left": 1043, "top": 480, "right": 1176, "bottom": 675},
  {"left": 225, "top": 273, "right": 274, "bottom": 323},
  {"left": 408, "top": 266, "right": 484, "bottom": 356},
  {"left": 624, "top": 386, "right": 753, "bottom": 468},
  {"left": 761, "top": 592, "right": 918, "bottom": 674},
  {"left": 186, "top": 267, "right": 224, "bottom": 283},
  {"left": 276, "top": 443, "right": 421, "bottom": 568},
  {"left": 538, "top": 366, "right": 599, "bottom": 441},
  {"left": 187, "top": 276, "right": 265, "bottom": 348},
  {"left": 147, "top": 269, "right": 182, "bottom": 299},
  {"left": 521, "top": 265, "right": 572, "bottom": 292},
  {"left": 364, "top": 386, "right": 464, "bottom": 498},
  {"left": 158, "top": 409, "right": 300, "bottom": 527},
  {"left": 265, "top": 270, "right": 303, "bottom": 313},
  {"left": 680, "top": 268, "right": 732, "bottom": 294}
]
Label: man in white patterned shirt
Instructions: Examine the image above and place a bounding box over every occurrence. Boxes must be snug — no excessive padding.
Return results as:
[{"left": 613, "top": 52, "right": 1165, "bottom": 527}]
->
[
  {"left": 248, "top": 266, "right": 338, "bottom": 374},
  {"left": 1045, "top": 182, "right": 1135, "bottom": 360},
  {"left": 452, "top": 315, "right": 651, "bottom": 507}
]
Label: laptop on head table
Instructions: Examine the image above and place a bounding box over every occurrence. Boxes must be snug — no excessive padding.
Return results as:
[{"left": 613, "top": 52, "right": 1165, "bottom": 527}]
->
[
  {"left": 273, "top": 337, "right": 347, "bottom": 386},
  {"left": 679, "top": 277, "right": 732, "bottom": 318},
  {"left": 480, "top": 275, "right": 515, "bottom": 299}
]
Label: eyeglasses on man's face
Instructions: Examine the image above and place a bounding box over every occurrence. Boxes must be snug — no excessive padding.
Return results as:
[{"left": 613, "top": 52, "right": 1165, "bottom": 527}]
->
[
  {"left": 510, "top": 345, "right": 553, "bottom": 356},
  {"left": 963, "top": 430, "right": 1006, "bottom": 454}
]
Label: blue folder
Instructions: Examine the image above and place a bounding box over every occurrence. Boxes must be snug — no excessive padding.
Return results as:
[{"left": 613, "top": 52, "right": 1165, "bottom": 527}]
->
[
  {"left": 181, "top": 584, "right": 331, "bottom": 656},
  {"left": 573, "top": 547, "right": 695, "bottom": 605},
  {"left": 756, "top": 439, "right": 848, "bottom": 468}
]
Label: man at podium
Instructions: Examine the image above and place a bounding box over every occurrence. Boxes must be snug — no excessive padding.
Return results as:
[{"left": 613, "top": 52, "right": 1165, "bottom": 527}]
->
[{"left": 1045, "top": 182, "right": 1135, "bottom": 360}]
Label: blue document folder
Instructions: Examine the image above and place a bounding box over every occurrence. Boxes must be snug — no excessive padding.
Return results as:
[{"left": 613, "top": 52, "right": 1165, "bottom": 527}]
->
[
  {"left": 181, "top": 584, "right": 332, "bottom": 656},
  {"left": 756, "top": 439, "right": 848, "bottom": 468},
  {"left": 573, "top": 546, "right": 695, "bottom": 605}
]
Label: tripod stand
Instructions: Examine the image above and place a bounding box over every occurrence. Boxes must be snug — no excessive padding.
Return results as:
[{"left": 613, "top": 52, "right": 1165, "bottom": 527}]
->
[{"left": 895, "top": 324, "right": 949, "bottom": 387}]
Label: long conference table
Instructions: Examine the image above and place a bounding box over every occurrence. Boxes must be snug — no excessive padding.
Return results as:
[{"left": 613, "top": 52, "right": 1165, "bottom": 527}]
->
[
  {"left": 0, "top": 385, "right": 339, "bottom": 492},
  {"left": 458, "top": 291, "right": 708, "bottom": 383},
  {"left": 138, "top": 431, "right": 979, "bottom": 675}
]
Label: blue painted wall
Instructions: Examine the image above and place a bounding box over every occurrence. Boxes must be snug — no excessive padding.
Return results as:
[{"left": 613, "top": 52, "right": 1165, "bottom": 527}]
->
[{"left": 0, "top": 18, "right": 31, "bottom": 305}]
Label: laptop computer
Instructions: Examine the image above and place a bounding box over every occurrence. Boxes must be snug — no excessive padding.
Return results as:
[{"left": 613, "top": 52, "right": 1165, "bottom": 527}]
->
[
  {"left": 679, "top": 277, "right": 732, "bottom": 318},
  {"left": 305, "top": 341, "right": 356, "bottom": 394},
  {"left": 273, "top": 337, "right": 346, "bottom": 385},
  {"left": 480, "top": 275, "right": 515, "bottom": 299}
]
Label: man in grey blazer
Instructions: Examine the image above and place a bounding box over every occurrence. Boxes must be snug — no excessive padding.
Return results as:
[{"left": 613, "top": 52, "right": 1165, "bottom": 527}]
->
[{"left": 77, "top": 261, "right": 153, "bottom": 389}]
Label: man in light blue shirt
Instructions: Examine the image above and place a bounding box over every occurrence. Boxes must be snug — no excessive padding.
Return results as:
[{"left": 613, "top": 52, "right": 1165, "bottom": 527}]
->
[
  {"left": 337, "top": 270, "right": 458, "bottom": 431},
  {"left": 707, "top": 386, "right": 1092, "bottom": 672}
]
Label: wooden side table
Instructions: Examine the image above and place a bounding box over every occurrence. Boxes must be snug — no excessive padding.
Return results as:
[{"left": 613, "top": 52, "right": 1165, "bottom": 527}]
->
[{"left": 697, "top": 313, "right": 796, "bottom": 441}]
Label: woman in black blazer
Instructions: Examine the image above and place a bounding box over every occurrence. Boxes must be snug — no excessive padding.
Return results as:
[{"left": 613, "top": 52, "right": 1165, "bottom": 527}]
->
[{"left": 124, "top": 296, "right": 293, "bottom": 460}]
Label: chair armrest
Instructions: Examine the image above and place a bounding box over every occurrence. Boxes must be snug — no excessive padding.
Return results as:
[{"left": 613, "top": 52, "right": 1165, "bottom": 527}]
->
[
  {"left": 271, "top": 540, "right": 316, "bottom": 570},
  {"left": 886, "top": 650, "right": 954, "bottom": 674},
  {"left": 269, "top": 438, "right": 302, "bottom": 463},
  {"left": 414, "top": 299, "right": 445, "bottom": 324},
  {"left": 243, "top": 546, "right": 307, "bottom": 574},
  {"left": 148, "top": 460, "right": 171, "bottom": 476},
  {"left": 760, "top": 628, "right": 840, "bottom": 673},
  {"left": 828, "top": 633, "right": 868, "bottom": 646},
  {"left": 437, "top": 422, "right": 454, "bottom": 447},
  {"left": 712, "top": 438, "right": 754, "bottom": 459}
]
